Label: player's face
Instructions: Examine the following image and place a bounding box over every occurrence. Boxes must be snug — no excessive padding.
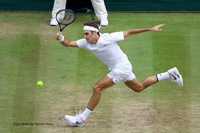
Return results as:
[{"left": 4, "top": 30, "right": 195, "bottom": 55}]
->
[{"left": 83, "top": 30, "right": 96, "bottom": 44}]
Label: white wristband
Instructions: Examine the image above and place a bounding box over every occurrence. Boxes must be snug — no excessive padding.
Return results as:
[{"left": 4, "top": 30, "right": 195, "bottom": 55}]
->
[{"left": 59, "top": 35, "right": 64, "bottom": 42}]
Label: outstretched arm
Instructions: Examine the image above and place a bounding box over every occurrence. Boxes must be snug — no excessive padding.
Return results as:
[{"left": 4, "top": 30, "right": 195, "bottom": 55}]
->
[
  {"left": 55, "top": 33, "right": 78, "bottom": 47},
  {"left": 123, "top": 24, "right": 165, "bottom": 37}
]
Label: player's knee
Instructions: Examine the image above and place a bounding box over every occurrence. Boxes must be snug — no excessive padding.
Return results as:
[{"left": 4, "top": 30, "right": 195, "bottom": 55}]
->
[
  {"left": 134, "top": 88, "right": 143, "bottom": 93},
  {"left": 93, "top": 84, "right": 103, "bottom": 94},
  {"left": 131, "top": 84, "right": 144, "bottom": 93}
]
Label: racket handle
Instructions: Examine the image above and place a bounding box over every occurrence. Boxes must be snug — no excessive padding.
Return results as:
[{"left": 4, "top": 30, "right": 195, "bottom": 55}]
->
[{"left": 59, "top": 31, "right": 62, "bottom": 35}]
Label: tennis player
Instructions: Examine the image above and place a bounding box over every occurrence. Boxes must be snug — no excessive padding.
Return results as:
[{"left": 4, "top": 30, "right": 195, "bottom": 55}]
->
[{"left": 55, "top": 21, "right": 183, "bottom": 127}]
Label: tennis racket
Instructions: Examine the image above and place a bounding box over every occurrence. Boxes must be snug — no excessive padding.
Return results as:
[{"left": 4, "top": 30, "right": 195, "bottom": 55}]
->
[{"left": 56, "top": 9, "right": 76, "bottom": 35}]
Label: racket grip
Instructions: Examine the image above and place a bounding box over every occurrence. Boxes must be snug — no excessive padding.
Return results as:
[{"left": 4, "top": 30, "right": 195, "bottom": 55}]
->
[{"left": 58, "top": 31, "right": 62, "bottom": 35}]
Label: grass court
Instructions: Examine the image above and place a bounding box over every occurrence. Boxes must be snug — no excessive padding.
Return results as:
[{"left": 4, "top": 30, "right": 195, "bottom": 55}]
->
[{"left": 0, "top": 11, "right": 200, "bottom": 133}]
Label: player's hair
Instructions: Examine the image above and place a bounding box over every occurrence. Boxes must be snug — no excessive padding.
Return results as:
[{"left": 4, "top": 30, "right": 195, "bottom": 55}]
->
[{"left": 84, "top": 21, "right": 100, "bottom": 31}]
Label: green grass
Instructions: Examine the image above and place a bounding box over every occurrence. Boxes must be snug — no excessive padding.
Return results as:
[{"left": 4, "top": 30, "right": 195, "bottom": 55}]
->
[{"left": 0, "top": 12, "right": 200, "bottom": 133}]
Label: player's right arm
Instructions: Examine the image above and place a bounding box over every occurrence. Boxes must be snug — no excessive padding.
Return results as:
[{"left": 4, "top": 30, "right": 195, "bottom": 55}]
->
[{"left": 55, "top": 33, "right": 78, "bottom": 47}]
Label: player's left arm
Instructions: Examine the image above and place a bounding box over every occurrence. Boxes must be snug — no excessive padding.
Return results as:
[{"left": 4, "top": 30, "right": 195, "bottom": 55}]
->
[{"left": 123, "top": 24, "right": 165, "bottom": 37}]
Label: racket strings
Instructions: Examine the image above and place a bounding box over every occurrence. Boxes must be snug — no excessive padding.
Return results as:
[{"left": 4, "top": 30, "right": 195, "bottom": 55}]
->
[{"left": 56, "top": 10, "right": 75, "bottom": 25}]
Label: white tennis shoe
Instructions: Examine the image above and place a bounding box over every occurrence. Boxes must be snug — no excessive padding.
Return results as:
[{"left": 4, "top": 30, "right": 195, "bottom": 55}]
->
[
  {"left": 64, "top": 113, "right": 85, "bottom": 127},
  {"left": 50, "top": 18, "right": 58, "bottom": 26},
  {"left": 168, "top": 67, "right": 183, "bottom": 87},
  {"left": 100, "top": 18, "right": 108, "bottom": 26}
]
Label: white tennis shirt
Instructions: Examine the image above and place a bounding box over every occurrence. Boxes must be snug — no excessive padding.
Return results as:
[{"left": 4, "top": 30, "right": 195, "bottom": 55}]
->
[{"left": 76, "top": 31, "right": 130, "bottom": 70}]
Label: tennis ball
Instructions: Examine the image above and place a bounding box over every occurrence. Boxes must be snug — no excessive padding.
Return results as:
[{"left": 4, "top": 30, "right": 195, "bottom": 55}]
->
[{"left": 37, "top": 81, "right": 43, "bottom": 87}]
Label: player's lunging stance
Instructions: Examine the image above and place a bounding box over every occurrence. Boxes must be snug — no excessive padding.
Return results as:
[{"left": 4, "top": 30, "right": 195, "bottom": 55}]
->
[{"left": 55, "top": 22, "right": 183, "bottom": 127}]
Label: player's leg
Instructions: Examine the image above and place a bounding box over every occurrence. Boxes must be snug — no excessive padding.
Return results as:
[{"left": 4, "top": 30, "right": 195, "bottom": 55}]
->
[
  {"left": 87, "top": 75, "right": 115, "bottom": 110},
  {"left": 125, "top": 67, "right": 183, "bottom": 92},
  {"left": 64, "top": 75, "right": 114, "bottom": 126},
  {"left": 125, "top": 75, "right": 158, "bottom": 92}
]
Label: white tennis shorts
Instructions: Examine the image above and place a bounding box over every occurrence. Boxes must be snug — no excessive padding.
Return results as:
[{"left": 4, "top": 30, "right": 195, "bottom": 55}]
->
[{"left": 107, "top": 61, "right": 135, "bottom": 84}]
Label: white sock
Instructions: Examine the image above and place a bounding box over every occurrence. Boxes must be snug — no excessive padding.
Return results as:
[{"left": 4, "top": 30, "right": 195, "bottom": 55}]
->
[
  {"left": 81, "top": 107, "right": 92, "bottom": 121},
  {"left": 156, "top": 72, "right": 169, "bottom": 81}
]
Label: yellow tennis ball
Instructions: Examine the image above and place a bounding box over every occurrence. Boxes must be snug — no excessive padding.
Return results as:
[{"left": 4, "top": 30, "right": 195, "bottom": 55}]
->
[{"left": 37, "top": 81, "right": 43, "bottom": 87}]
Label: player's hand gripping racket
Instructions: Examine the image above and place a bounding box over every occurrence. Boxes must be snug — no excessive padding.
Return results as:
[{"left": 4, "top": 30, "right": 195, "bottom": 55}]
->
[{"left": 56, "top": 9, "right": 76, "bottom": 35}]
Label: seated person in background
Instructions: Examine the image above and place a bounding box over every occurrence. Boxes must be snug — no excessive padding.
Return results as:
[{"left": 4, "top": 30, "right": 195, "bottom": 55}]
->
[{"left": 50, "top": 0, "right": 108, "bottom": 26}]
